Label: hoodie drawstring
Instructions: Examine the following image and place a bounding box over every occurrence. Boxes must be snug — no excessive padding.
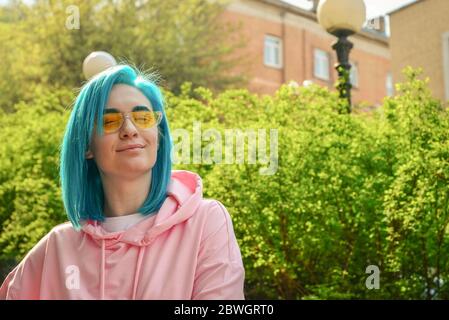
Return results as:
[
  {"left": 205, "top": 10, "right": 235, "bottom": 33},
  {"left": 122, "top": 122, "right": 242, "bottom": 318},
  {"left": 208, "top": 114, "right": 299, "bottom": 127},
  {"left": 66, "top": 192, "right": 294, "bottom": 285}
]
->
[
  {"left": 100, "top": 239, "right": 105, "bottom": 300},
  {"left": 98, "top": 234, "right": 145, "bottom": 300},
  {"left": 132, "top": 246, "right": 145, "bottom": 300}
]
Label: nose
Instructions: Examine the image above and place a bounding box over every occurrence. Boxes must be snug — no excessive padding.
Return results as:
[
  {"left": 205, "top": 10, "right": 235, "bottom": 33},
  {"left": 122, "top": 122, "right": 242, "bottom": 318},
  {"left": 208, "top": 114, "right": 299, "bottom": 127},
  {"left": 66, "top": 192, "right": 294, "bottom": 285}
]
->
[{"left": 119, "top": 115, "right": 138, "bottom": 139}]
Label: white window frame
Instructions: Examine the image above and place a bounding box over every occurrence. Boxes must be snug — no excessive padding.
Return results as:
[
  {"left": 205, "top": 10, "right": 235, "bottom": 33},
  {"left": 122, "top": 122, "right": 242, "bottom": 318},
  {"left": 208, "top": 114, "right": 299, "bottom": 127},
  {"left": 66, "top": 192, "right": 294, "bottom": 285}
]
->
[
  {"left": 350, "top": 61, "right": 359, "bottom": 88},
  {"left": 264, "top": 35, "right": 283, "bottom": 69},
  {"left": 314, "top": 48, "right": 330, "bottom": 81},
  {"left": 442, "top": 31, "right": 449, "bottom": 101},
  {"left": 386, "top": 72, "right": 394, "bottom": 97}
]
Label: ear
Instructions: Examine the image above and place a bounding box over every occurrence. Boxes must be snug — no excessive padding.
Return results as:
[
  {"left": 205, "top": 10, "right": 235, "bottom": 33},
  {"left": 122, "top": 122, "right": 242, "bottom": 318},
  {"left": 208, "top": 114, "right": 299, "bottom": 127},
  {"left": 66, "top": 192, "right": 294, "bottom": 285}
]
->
[{"left": 85, "top": 149, "right": 94, "bottom": 159}]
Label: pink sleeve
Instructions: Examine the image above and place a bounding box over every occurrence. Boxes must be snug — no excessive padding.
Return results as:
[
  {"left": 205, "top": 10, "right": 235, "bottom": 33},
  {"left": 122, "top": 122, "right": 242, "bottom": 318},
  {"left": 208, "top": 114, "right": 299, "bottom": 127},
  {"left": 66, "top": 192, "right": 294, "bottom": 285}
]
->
[
  {"left": 0, "top": 232, "right": 49, "bottom": 300},
  {"left": 192, "top": 201, "right": 245, "bottom": 300}
]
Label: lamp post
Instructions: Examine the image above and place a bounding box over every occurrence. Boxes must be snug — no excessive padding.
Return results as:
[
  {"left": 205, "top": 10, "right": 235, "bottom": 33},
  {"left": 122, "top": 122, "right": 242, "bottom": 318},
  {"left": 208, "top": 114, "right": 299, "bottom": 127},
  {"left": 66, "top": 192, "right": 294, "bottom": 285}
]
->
[{"left": 317, "top": 0, "right": 366, "bottom": 112}]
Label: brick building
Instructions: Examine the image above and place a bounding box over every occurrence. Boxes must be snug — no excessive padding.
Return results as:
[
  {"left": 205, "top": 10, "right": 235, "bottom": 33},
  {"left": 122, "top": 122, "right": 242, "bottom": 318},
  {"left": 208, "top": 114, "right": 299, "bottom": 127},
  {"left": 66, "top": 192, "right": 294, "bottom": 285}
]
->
[
  {"left": 221, "top": 0, "right": 392, "bottom": 106},
  {"left": 389, "top": 0, "right": 449, "bottom": 102}
]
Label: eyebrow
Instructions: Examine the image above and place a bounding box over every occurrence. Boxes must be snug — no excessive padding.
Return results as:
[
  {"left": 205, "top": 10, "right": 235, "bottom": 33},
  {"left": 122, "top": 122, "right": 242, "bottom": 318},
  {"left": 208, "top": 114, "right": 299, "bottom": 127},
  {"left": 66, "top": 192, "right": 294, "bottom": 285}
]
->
[{"left": 104, "top": 105, "right": 151, "bottom": 113}]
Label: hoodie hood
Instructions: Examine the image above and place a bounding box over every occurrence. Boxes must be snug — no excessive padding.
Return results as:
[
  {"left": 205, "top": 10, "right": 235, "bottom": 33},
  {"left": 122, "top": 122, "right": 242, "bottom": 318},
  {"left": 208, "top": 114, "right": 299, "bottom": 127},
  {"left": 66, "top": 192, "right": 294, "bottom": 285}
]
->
[{"left": 81, "top": 170, "right": 203, "bottom": 247}]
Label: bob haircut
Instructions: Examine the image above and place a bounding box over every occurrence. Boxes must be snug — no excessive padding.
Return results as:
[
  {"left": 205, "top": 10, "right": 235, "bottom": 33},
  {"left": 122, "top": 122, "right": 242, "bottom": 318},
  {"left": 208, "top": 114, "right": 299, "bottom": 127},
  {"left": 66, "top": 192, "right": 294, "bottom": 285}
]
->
[{"left": 59, "top": 64, "right": 172, "bottom": 230}]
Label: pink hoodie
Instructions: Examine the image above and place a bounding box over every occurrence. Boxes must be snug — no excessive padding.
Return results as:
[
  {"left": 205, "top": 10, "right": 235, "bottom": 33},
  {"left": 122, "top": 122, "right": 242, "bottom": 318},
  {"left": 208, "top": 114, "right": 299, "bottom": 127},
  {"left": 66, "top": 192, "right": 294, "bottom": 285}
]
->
[{"left": 0, "top": 170, "right": 245, "bottom": 300}]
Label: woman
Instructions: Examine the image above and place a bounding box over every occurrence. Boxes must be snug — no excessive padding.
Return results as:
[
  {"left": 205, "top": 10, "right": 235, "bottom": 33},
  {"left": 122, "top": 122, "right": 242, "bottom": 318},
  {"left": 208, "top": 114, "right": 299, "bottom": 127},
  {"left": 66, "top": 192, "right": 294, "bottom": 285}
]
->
[{"left": 0, "top": 58, "right": 245, "bottom": 299}]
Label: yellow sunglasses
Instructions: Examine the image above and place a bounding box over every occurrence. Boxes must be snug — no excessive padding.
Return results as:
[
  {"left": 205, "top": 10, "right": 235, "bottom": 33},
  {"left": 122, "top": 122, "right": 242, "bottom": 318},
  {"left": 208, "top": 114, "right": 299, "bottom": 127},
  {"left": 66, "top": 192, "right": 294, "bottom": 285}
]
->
[{"left": 101, "top": 106, "right": 163, "bottom": 134}]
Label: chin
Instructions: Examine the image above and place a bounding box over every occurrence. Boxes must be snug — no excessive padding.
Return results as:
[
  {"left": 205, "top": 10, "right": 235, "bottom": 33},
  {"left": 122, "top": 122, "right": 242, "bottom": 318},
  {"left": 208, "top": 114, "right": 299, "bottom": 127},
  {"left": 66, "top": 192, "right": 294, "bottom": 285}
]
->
[{"left": 130, "top": 160, "right": 154, "bottom": 170}]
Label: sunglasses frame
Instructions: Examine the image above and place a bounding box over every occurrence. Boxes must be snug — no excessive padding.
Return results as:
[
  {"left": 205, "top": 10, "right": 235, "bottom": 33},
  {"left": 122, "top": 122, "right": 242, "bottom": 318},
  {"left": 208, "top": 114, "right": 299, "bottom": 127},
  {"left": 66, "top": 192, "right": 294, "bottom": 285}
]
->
[{"left": 101, "top": 108, "right": 163, "bottom": 134}]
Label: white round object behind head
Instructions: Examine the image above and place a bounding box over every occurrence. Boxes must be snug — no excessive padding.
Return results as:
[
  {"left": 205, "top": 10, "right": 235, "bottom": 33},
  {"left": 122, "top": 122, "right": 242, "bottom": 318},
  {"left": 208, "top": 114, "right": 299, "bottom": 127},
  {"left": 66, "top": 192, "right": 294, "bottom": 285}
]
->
[{"left": 82, "top": 51, "right": 117, "bottom": 80}]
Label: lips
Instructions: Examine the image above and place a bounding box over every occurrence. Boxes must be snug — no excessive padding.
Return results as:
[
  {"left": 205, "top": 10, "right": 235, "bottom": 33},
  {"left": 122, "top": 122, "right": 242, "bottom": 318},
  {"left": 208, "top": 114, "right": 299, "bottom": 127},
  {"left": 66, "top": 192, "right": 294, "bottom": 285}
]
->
[{"left": 117, "top": 144, "right": 145, "bottom": 152}]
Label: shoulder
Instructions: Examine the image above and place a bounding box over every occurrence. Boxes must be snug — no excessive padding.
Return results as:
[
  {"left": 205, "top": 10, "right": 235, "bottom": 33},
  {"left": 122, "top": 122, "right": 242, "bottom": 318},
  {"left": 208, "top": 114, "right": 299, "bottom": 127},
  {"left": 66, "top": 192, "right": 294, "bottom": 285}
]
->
[
  {"left": 50, "top": 221, "right": 78, "bottom": 235},
  {"left": 196, "top": 199, "right": 232, "bottom": 221},
  {"left": 191, "top": 199, "right": 243, "bottom": 265},
  {"left": 24, "top": 221, "right": 73, "bottom": 253},
  {"left": 19, "top": 222, "right": 81, "bottom": 266},
  {"left": 194, "top": 199, "right": 235, "bottom": 239},
  {"left": 4, "top": 223, "right": 76, "bottom": 279},
  {"left": 37, "top": 221, "right": 82, "bottom": 247}
]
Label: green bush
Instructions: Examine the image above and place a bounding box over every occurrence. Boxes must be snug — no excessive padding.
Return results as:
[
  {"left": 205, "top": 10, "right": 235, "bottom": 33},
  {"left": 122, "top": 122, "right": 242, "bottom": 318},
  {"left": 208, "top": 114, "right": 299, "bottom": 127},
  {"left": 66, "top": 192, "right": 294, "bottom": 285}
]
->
[
  {"left": 0, "top": 87, "right": 73, "bottom": 278},
  {"left": 0, "top": 68, "right": 448, "bottom": 299}
]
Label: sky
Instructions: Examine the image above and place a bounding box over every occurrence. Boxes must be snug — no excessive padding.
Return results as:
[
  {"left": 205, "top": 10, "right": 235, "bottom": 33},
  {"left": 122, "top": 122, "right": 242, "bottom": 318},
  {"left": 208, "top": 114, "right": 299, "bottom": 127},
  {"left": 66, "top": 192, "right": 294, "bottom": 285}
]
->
[
  {"left": 283, "top": 0, "right": 418, "bottom": 19},
  {"left": 1, "top": 0, "right": 419, "bottom": 18},
  {"left": 282, "top": 0, "right": 418, "bottom": 36},
  {"left": 362, "top": 0, "right": 417, "bottom": 19},
  {"left": 1, "top": 0, "right": 419, "bottom": 17}
]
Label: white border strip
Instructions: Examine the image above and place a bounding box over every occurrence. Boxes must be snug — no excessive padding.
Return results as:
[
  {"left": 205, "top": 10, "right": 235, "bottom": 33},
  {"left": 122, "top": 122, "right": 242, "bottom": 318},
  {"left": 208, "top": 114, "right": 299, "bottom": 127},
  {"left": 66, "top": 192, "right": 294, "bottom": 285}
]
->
[{"left": 442, "top": 31, "right": 449, "bottom": 102}]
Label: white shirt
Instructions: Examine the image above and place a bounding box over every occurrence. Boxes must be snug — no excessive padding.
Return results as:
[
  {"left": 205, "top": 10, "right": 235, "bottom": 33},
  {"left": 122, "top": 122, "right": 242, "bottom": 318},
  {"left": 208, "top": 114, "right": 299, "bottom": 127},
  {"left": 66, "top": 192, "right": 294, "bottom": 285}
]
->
[{"left": 101, "top": 212, "right": 155, "bottom": 233}]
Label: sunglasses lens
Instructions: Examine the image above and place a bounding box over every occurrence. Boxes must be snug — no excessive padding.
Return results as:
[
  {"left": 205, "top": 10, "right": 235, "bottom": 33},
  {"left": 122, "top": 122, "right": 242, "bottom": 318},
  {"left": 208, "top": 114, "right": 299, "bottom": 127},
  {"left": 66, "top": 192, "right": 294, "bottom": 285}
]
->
[
  {"left": 103, "top": 113, "right": 122, "bottom": 133},
  {"left": 101, "top": 110, "right": 161, "bottom": 133},
  {"left": 132, "top": 111, "right": 157, "bottom": 129}
]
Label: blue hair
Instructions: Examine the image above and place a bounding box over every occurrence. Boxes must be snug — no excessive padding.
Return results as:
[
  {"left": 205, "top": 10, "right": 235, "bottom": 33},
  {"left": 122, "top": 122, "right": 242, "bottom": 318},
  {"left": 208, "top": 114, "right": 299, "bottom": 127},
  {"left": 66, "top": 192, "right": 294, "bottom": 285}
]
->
[{"left": 59, "top": 65, "right": 172, "bottom": 230}]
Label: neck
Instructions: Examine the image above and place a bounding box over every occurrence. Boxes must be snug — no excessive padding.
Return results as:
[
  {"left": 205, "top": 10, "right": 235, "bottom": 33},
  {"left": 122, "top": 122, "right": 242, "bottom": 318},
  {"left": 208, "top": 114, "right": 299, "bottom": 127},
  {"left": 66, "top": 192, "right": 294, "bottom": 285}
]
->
[{"left": 101, "top": 171, "right": 152, "bottom": 218}]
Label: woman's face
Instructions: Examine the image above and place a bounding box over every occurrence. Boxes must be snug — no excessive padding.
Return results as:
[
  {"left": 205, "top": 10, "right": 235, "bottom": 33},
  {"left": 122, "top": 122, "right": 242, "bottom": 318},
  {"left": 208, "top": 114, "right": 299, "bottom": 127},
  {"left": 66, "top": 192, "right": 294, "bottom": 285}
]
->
[{"left": 85, "top": 84, "right": 159, "bottom": 178}]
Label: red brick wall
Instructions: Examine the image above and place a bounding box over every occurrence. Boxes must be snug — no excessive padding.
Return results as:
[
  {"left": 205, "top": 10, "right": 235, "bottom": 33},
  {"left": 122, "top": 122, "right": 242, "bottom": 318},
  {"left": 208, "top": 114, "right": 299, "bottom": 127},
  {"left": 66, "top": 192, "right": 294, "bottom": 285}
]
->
[{"left": 220, "top": 2, "right": 391, "bottom": 106}]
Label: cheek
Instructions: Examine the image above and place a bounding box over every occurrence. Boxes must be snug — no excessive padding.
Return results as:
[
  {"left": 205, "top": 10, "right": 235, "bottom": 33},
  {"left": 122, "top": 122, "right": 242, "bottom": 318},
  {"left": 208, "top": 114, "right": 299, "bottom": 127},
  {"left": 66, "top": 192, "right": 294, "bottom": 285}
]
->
[
  {"left": 145, "top": 129, "right": 159, "bottom": 148},
  {"left": 92, "top": 135, "right": 115, "bottom": 160},
  {"left": 144, "top": 130, "right": 159, "bottom": 162}
]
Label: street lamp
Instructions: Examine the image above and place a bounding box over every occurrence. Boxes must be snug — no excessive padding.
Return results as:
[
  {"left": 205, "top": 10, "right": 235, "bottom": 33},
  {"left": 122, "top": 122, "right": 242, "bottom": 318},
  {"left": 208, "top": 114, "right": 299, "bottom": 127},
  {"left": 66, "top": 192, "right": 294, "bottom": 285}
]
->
[{"left": 317, "top": 0, "right": 366, "bottom": 112}]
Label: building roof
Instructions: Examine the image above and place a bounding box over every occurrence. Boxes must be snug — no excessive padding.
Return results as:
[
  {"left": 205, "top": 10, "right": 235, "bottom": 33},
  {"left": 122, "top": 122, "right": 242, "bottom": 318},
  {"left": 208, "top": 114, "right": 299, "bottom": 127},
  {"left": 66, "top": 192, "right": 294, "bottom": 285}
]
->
[
  {"left": 388, "top": 0, "right": 421, "bottom": 16},
  {"left": 258, "top": 0, "right": 389, "bottom": 45}
]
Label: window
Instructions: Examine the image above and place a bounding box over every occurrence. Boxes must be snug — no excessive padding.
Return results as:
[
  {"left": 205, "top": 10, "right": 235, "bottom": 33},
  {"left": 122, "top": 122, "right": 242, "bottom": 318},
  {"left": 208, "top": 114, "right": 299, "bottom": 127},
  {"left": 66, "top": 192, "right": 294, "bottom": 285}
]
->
[
  {"left": 314, "top": 49, "right": 330, "bottom": 81},
  {"left": 264, "top": 35, "right": 282, "bottom": 68},
  {"left": 442, "top": 31, "right": 449, "bottom": 101},
  {"left": 386, "top": 72, "right": 394, "bottom": 97},
  {"left": 350, "top": 61, "right": 359, "bottom": 88}
]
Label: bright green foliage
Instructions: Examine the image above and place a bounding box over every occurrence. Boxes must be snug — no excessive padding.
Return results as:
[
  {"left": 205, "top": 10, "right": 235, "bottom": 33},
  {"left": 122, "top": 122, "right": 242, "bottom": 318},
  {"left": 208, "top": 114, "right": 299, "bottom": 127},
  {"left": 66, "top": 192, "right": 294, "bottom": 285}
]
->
[
  {"left": 0, "top": 87, "right": 73, "bottom": 274},
  {"left": 1, "top": 68, "right": 448, "bottom": 299}
]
